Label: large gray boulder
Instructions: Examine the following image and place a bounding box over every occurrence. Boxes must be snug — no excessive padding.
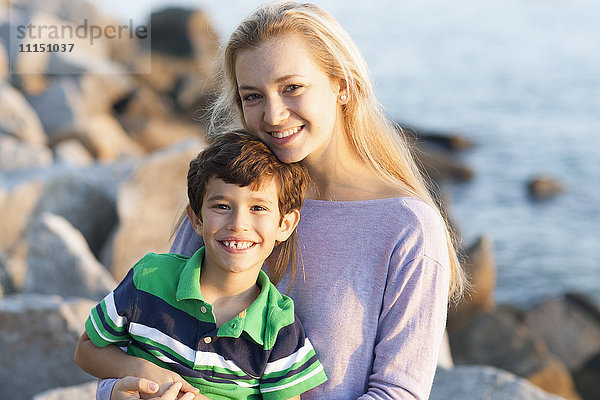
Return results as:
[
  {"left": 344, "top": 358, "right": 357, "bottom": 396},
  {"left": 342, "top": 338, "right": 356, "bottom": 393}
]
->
[
  {"left": 0, "top": 134, "right": 53, "bottom": 172},
  {"left": 431, "top": 366, "right": 565, "bottom": 400},
  {"left": 33, "top": 381, "right": 97, "bottom": 400},
  {"left": 25, "top": 77, "right": 86, "bottom": 143},
  {"left": 23, "top": 213, "right": 116, "bottom": 300},
  {"left": 524, "top": 293, "right": 600, "bottom": 372},
  {"left": 0, "top": 249, "right": 15, "bottom": 297},
  {"left": 107, "top": 138, "right": 204, "bottom": 280},
  {"left": 31, "top": 168, "right": 119, "bottom": 257},
  {"left": 450, "top": 309, "right": 581, "bottom": 400},
  {"left": 448, "top": 235, "right": 496, "bottom": 331},
  {"left": 0, "top": 81, "right": 46, "bottom": 145},
  {"left": 0, "top": 294, "right": 96, "bottom": 400}
]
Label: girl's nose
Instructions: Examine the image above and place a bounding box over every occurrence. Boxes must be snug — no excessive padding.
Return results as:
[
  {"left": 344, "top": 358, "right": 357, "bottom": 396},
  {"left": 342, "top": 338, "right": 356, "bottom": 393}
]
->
[{"left": 263, "top": 95, "right": 290, "bottom": 126}]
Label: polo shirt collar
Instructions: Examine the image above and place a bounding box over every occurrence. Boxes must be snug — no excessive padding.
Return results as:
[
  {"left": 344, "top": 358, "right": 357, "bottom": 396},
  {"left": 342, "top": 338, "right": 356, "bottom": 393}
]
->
[
  {"left": 176, "top": 247, "right": 205, "bottom": 301},
  {"left": 174, "top": 246, "right": 272, "bottom": 346},
  {"left": 239, "top": 270, "right": 271, "bottom": 346}
]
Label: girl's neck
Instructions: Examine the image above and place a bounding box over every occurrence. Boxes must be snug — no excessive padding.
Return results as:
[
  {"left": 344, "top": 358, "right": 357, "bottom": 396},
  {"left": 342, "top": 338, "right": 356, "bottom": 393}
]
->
[{"left": 303, "top": 139, "right": 410, "bottom": 201}]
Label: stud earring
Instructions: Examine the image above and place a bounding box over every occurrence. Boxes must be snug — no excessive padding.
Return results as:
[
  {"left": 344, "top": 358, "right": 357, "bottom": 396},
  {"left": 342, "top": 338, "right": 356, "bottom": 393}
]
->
[{"left": 340, "top": 94, "right": 347, "bottom": 101}]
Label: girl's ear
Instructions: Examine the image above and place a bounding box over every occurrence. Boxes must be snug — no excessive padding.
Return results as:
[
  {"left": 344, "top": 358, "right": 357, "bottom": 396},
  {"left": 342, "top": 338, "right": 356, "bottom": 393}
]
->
[
  {"left": 333, "top": 77, "right": 348, "bottom": 104},
  {"left": 186, "top": 204, "right": 203, "bottom": 237},
  {"left": 276, "top": 209, "right": 300, "bottom": 243}
]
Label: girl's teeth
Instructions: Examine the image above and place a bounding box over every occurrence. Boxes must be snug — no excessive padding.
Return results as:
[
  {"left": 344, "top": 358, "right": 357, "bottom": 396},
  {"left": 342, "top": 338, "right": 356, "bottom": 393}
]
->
[
  {"left": 223, "top": 241, "right": 253, "bottom": 249},
  {"left": 270, "top": 126, "right": 300, "bottom": 138}
]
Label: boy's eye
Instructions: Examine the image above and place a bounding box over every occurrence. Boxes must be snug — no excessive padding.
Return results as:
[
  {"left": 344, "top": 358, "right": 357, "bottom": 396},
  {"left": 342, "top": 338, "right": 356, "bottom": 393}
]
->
[
  {"left": 251, "top": 205, "right": 267, "bottom": 212},
  {"left": 214, "top": 204, "right": 230, "bottom": 210}
]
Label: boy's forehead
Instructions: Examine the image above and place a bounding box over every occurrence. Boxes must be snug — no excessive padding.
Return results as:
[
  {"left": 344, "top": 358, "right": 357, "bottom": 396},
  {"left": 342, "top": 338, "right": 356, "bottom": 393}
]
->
[{"left": 205, "top": 176, "right": 279, "bottom": 201}]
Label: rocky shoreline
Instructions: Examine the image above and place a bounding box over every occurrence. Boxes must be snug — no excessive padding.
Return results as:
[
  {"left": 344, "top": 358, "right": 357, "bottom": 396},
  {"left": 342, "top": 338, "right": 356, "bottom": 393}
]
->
[{"left": 1, "top": 1, "right": 598, "bottom": 399}]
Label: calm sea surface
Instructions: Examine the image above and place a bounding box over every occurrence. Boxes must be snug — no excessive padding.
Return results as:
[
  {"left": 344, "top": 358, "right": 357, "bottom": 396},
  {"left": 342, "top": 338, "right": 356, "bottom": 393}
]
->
[{"left": 98, "top": 0, "right": 600, "bottom": 306}]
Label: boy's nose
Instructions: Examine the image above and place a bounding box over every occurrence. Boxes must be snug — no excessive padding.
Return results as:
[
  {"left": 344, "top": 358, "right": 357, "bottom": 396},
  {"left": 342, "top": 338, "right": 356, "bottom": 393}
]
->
[{"left": 227, "top": 209, "right": 250, "bottom": 231}]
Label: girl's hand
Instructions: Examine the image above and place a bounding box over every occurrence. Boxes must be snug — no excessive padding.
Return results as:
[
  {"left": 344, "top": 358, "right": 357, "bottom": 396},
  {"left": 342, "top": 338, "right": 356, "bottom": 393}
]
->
[
  {"left": 110, "top": 377, "right": 212, "bottom": 400},
  {"left": 111, "top": 378, "right": 195, "bottom": 400},
  {"left": 128, "top": 361, "right": 198, "bottom": 397}
]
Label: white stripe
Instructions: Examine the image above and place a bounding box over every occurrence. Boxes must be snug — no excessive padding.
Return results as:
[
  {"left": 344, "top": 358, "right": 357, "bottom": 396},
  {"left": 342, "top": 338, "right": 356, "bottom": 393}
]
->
[
  {"left": 261, "top": 364, "right": 324, "bottom": 393},
  {"left": 130, "top": 323, "right": 196, "bottom": 363},
  {"left": 263, "top": 338, "right": 315, "bottom": 375},
  {"left": 104, "top": 292, "right": 127, "bottom": 327},
  {"left": 129, "top": 323, "right": 244, "bottom": 373},
  {"left": 89, "top": 310, "right": 120, "bottom": 343}
]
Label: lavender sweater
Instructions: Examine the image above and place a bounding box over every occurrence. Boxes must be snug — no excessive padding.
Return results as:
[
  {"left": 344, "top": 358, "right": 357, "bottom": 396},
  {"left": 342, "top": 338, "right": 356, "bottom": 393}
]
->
[{"left": 97, "top": 198, "right": 449, "bottom": 400}]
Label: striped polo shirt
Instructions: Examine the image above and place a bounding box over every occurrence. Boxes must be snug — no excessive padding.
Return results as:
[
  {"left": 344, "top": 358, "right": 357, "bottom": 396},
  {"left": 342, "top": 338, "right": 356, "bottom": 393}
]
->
[{"left": 85, "top": 247, "right": 327, "bottom": 400}]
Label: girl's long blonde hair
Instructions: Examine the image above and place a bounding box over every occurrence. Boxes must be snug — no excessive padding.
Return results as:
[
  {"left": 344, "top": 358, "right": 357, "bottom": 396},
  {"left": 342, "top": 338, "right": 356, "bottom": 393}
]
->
[{"left": 208, "top": 1, "right": 467, "bottom": 303}]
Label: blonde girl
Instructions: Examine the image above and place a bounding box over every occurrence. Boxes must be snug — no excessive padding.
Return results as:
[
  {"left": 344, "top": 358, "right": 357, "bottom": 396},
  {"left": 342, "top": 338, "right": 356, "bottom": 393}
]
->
[{"left": 99, "top": 2, "right": 466, "bottom": 399}]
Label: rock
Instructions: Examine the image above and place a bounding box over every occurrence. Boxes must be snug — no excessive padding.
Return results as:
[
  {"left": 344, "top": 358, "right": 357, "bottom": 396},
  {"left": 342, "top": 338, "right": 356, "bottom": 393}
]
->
[
  {"left": 149, "top": 7, "right": 219, "bottom": 60},
  {"left": 0, "top": 294, "right": 97, "bottom": 400},
  {"left": 419, "top": 132, "right": 474, "bottom": 152},
  {"left": 75, "top": 114, "right": 145, "bottom": 162},
  {"left": 113, "top": 85, "right": 174, "bottom": 120},
  {"left": 173, "top": 72, "right": 218, "bottom": 115},
  {"left": 573, "top": 352, "right": 600, "bottom": 400},
  {"left": 77, "top": 74, "right": 135, "bottom": 115},
  {"left": 33, "top": 381, "right": 97, "bottom": 400},
  {"left": 25, "top": 77, "right": 86, "bottom": 143},
  {"left": 527, "top": 175, "right": 564, "bottom": 200},
  {"left": 450, "top": 309, "right": 581, "bottom": 400},
  {"left": 138, "top": 8, "right": 219, "bottom": 94},
  {"left": 12, "top": 0, "right": 106, "bottom": 26},
  {"left": 31, "top": 168, "right": 119, "bottom": 257},
  {"left": 448, "top": 235, "right": 496, "bottom": 331},
  {"left": 0, "top": 249, "right": 16, "bottom": 297},
  {"left": 0, "top": 179, "right": 44, "bottom": 254},
  {"left": 53, "top": 138, "right": 94, "bottom": 166},
  {"left": 430, "top": 365, "right": 565, "bottom": 400},
  {"left": 108, "top": 138, "right": 205, "bottom": 280},
  {"left": 23, "top": 213, "right": 116, "bottom": 300},
  {"left": 437, "top": 330, "right": 454, "bottom": 369},
  {"left": 415, "top": 148, "right": 474, "bottom": 182},
  {"left": 0, "top": 134, "right": 53, "bottom": 171},
  {"left": 0, "top": 81, "right": 47, "bottom": 145},
  {"left": 524, "top": 293, "right": 600, "bottom": 371},
  {"left": 124, "top": 116, "right": 205, "bottom": 152},
  {"left": 0, "top": 41, "right": 7, "bottom": 80}
]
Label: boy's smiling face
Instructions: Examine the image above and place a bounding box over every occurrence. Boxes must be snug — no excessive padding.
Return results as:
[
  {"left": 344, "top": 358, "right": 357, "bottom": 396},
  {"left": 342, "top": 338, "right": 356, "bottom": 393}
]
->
[{"left": 188, "top": 177, "right": 299, "bottom": 279}]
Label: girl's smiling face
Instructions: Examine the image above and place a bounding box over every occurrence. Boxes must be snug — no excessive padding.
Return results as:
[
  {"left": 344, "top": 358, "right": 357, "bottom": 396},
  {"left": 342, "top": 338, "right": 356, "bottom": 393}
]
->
[{"left": 235, "top": 34, "right": 347, "bottom": 164}]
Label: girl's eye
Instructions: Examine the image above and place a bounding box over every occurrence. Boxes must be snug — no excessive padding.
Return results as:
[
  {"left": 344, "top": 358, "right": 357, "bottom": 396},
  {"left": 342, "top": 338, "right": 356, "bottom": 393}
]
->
[
  {"left": 284, "top": 84, "right": 302, "bottom": 93},
  {"left": 214, "top": 204, "right": 230, "bottom": 210},
  {"left": 242, "top": 93, "right": 261, "bottom": 102},
  {"left": 251, "top": 205, "right": 267, "bottom": 212}
]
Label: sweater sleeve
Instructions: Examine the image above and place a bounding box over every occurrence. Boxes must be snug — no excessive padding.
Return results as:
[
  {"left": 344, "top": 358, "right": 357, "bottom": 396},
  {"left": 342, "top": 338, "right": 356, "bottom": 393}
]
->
[
  {"left": 170, "top": 215, "right": 203, "bottom": 256},
  {"left": 358, "top": 254, "right": 450, "bottom": 400}
]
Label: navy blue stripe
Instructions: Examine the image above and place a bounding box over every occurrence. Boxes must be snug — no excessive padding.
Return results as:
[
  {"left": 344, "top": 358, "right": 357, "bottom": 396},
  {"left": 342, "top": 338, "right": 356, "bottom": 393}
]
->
[
  {"left": 129, "top": 341, "right": 258, "bottom": 384},
  {"left": 132, "top": 289, "right": 217, "bottom": 347},
  {"left": 267, "top": 315, "right": 306, "bottom": 362},
  {"left": 95, "top": 303, "right": 129, "bottom": 338},
  {"left": 260, "top": 354, "right": 319, "bottom": 384}
]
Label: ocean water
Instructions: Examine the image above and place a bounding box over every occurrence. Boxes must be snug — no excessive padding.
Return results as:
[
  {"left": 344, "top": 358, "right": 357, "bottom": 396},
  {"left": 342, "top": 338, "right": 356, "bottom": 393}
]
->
[{"left": 96, "top": 0, "right": 600, "bottom": 307}]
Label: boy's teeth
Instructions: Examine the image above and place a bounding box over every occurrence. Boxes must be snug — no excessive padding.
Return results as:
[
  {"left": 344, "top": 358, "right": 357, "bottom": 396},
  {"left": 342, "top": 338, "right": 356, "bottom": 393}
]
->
[
  {"left": 223, "top": 241, "right": 254, "bottom": 249},
  {"left": 270, "top": 126, "right": 300, "bottom": 138}
]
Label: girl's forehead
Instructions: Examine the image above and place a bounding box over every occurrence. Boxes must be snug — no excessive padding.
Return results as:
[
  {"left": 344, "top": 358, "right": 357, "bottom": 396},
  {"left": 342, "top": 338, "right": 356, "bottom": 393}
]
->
[{"left": 234, "top": 35, "right": 327, "bottom": 85}]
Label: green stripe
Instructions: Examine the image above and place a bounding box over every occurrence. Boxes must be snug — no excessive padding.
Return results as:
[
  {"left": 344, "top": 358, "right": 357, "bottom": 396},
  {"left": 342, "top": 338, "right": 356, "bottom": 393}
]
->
[
  {"left": 261, "top": 359, "right": 323, "bottom": 389},
  {"left": 261, "top": 348, "right": 318, "bottom": 380},
  {"left": 261, "top": 364, "right": 327, "bottom": 400}
]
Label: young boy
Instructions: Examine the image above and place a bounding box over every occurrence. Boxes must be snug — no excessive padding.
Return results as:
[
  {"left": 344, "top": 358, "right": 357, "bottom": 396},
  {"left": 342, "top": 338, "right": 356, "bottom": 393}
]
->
[{"left": 74, "top": 131, "right": 327, "bottom": 400}]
